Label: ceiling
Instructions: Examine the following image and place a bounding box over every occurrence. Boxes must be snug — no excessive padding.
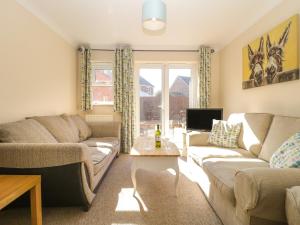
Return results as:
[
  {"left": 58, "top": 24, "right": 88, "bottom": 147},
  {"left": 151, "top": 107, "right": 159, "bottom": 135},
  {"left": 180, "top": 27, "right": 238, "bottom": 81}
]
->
[{"left": 16, "top": 0, "right": 283, "bottom": 51}]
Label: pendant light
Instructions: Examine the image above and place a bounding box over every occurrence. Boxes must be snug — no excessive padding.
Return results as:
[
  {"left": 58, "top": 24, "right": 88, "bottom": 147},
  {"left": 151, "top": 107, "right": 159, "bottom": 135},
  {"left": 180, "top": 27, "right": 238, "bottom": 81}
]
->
[{"left": 142, "top": 0, "right": 166, "bottom": 31}]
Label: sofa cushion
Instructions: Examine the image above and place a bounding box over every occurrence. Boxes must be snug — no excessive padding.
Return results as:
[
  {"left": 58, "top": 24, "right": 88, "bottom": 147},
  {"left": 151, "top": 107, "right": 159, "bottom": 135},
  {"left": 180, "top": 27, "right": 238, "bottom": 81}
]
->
[
  {"left": 61, "top": 114, "right": 80, "bottom": 143},
  {"left": 227, "top": 113, "right": 274, "bottom": 156},
  {"left": 202, "top": 158, "right": 269, "bottom": 205},
  {"left": 31, "top": 116, "right": 78, "bottom": 143},
  {"left": 188, "top": 146, "right": 255, "bottom": 167},
  {"left": 208, "top": 120, "right": 242, "bottom": 148},
  {"left": 70, "top": 115, "right": 92, "bottom": 141},
  {"left": 0, "top": 119, "right": 57, "bottom": 143},
  {"left": 81, "top": 137, "right": 119, "bottom": 149},
  {"left": 259, "top": 115, "right": 300, "bottom": 162},
  {"left": 89, "top": 146, "right": 113, "bottom": 175}
]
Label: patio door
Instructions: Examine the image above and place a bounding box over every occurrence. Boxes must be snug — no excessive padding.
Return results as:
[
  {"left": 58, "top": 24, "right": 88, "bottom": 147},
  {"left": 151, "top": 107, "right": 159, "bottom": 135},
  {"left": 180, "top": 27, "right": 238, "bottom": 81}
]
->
[
  {"left": 136, "top": 64, "right": 195, "bottom": 146},
  {"left": 137, "top": 65, "right": 163, "bottom": 137}
]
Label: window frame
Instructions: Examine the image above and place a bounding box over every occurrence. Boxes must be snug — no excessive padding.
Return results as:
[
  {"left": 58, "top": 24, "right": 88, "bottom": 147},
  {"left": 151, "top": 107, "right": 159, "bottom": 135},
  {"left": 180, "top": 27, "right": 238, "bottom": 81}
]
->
[{"left": 91, "top": 62, "right": 114, "bottom": 106}]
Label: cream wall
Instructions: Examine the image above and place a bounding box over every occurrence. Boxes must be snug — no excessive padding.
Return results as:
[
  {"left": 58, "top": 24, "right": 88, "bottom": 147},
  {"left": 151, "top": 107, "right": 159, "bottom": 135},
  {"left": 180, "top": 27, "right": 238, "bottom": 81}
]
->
[
  {"left": 86, "top": 50, "right": 221, "bottom": 121},
  {"left": 0, "top": 0, "right": 77, "bottom": 123},
  {"left": 220, "top": 0, "right": 300, "bottom": 118}
]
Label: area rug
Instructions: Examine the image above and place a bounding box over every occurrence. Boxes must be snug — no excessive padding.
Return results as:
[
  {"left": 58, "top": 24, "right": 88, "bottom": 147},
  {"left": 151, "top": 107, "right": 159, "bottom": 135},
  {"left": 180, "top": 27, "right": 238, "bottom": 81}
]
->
[{"left": 0, "top": 154, "right": 222, "bottom": 225}]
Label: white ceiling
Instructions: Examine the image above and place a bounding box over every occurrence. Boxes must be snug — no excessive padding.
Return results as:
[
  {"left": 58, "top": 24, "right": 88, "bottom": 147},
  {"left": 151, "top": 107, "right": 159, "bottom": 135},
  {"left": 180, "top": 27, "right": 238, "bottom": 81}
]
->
[{"left": 16, "top": 0, "right": 283, "bottom": 51}]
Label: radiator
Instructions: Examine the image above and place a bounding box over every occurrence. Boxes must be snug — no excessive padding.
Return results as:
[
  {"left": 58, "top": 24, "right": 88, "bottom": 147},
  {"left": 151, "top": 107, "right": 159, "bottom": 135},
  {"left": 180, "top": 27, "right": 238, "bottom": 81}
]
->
[{"left": 85, "top": 115, "right": 113, "bottom": 122}]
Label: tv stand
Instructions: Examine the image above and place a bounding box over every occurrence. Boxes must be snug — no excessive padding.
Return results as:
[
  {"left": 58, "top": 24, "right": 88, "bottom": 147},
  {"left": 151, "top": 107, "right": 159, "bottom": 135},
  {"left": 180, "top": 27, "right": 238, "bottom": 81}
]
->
[{"left": 186, "top": 129, "right": 211, "bottom": 133}]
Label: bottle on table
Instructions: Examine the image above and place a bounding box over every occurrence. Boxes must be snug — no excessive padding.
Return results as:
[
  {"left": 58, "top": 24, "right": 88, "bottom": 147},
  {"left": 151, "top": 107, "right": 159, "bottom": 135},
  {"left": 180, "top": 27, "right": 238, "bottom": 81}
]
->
[{"left": 155, "top": 124, "right": 161, "bottom": 148}]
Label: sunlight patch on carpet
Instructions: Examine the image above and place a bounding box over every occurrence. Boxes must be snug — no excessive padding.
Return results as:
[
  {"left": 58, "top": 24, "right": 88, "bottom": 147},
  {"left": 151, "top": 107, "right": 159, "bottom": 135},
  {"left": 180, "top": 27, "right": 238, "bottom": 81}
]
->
[{"left": 115, "top": 188, "right": 148, "bottom": 212}]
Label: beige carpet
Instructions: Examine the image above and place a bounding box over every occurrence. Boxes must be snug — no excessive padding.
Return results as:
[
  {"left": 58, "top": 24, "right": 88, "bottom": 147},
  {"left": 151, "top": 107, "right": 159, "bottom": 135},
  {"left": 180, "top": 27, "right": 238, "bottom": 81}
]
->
[{"left": 0, "top": 154, "right": 222, "bottom": 225}]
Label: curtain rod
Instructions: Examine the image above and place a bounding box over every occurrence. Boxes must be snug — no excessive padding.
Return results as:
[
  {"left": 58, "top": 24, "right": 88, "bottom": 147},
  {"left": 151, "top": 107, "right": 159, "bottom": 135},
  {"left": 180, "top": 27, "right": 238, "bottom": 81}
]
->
[{"left": 79, "top": 48, "right": 215, "bottom": 53}]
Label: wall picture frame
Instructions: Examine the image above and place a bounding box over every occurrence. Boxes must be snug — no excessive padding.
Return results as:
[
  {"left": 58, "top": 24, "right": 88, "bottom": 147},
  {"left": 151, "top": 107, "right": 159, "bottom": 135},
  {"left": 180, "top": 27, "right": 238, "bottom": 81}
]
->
[{"left": 242, "top": 14, "right": 299, "bottom": 89}]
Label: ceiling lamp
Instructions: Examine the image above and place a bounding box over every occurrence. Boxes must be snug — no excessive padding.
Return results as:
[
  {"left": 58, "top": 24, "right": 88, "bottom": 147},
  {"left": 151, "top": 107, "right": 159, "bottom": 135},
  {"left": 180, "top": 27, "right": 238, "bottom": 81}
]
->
[{"left": 142, "top": 0, "right": 166, "bottom": 31}]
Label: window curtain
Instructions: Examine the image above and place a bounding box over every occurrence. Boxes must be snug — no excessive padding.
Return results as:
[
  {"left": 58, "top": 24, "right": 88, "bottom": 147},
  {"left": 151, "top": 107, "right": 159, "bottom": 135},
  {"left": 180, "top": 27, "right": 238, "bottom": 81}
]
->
[
  {"left": 79, "top": 47, "right": 92, "bottom": 111},
  {"left": 198, "top": 46, "right": 212, "bottom": 108},
  {"left": 114, "top": 47, "right": 134, "bottom": 153}
]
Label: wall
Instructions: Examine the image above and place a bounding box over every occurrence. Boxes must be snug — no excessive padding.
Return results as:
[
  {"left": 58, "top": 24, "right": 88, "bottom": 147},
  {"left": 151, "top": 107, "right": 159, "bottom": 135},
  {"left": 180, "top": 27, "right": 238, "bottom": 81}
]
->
[
  {"left": 220, "top": 0, "right": 300, "bottom": 118},
  {"left": 0, "top": 0, "right": 77, "bottom": 123},
  {"left": 85, "top": 50, "right": 221, "bottom": 121}
]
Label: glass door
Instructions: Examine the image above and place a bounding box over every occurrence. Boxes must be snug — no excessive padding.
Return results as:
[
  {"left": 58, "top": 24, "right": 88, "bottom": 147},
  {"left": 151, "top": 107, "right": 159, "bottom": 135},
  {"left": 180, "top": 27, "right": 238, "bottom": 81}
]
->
[
  {"left": 138, "top": 66, "right": 163, "bottom": 136},
  {"left": 136, "top": 64, "right": 195, "bottom": 148},
  {"left": 168, "top": 66, "right": 192, "bottom": 147}
]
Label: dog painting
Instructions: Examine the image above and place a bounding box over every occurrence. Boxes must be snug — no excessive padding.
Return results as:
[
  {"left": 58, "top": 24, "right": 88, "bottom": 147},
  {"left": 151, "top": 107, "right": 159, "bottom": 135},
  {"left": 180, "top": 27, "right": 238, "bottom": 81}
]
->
[{"left": 242, "top": 15, "right": 299, "bottom": 89}]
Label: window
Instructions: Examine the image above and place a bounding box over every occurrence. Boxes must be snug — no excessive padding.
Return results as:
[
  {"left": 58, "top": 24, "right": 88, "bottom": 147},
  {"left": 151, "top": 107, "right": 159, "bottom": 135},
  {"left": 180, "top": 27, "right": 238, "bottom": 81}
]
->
[{"left": 91, "top": 63, "right": 113, "bottom": 105}]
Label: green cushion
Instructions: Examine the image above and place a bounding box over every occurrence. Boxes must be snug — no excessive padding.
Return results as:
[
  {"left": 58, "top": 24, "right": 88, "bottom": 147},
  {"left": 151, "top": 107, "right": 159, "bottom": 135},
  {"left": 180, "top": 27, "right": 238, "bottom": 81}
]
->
[{"left": 208, "top": 119, "right": 242, "bottom": 148}]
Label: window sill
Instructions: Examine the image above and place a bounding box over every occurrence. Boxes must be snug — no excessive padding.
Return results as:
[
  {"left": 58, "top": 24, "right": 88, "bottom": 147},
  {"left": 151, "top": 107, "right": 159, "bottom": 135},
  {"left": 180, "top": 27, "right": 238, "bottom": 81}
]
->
[{"left": 93, "top": 103, "right": 114, "bottom": 106}]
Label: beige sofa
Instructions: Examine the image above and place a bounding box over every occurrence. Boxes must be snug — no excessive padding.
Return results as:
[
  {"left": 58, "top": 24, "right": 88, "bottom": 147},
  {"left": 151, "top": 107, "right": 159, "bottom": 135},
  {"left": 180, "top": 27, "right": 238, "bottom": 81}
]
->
[
  {"left": 187, "top": 113, "right": 300, "bottom": 225},
  {"left": 0, "top": 115, "right": 121, "bottom": 210}
]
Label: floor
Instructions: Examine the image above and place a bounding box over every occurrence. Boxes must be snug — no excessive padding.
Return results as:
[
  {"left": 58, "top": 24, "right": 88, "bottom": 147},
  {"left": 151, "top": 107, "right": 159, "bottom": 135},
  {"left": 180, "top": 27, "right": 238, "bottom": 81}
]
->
[{"left": 0, "top": 154, "right": 222, "bottom": 225}]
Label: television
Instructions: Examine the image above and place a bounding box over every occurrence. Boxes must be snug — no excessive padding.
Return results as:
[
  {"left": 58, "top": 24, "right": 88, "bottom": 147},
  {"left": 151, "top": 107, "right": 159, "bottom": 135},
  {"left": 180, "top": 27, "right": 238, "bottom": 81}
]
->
[{"left": 186, "top": 108, "right": 223, "bottom": 131}]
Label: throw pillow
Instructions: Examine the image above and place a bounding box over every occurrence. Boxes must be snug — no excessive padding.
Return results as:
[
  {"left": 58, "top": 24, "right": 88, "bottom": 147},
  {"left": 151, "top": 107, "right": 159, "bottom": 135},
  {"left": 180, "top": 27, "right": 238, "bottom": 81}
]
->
[
  {"left": 61, "top": 114, "right": 80, "bottom": 143},
  {"left": 69, "top": 115, "right": 92, "bottom": 141},
  {"left": 208, "top": 119, "right": 242, "bottom": 148},
  {"left": 30, "top": 116, "right": 79, "bottom": 143},
  {"left": 270, "top": 132, "right": 300, "bottom": 168}
]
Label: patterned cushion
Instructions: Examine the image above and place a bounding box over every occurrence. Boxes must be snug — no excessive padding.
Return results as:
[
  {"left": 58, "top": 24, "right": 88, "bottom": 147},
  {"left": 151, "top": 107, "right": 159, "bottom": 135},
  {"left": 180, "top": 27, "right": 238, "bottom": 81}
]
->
[
  {"left": 270, "top": 132, "right": 300, "bottom": 168},
  {"left": 208, "top": 120, "right": 242, "bottom": 148}
]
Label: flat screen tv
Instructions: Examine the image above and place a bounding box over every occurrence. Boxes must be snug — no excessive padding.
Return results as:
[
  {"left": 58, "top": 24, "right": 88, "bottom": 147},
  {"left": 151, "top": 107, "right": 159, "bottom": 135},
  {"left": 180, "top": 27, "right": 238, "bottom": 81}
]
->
[{"left": 186, "top": 108, "right": 223, "bottom": 131}]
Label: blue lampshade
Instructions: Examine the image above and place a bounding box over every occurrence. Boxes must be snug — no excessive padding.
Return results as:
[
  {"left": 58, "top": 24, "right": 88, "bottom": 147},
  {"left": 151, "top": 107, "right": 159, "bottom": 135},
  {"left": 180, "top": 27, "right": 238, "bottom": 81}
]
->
[{"left": 142, "top": 0, "right": 166, "bottom": 31}]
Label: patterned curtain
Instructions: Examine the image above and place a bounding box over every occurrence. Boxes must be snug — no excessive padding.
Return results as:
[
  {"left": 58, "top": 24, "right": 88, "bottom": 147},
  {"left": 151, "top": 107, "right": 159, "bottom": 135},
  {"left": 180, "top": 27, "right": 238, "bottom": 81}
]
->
[
  {"left": 79, "top": 47, "right": 92, "bottom": 111},
  {"left": 114, "top": 47, "right": 135, "bottom": 153},
  {"left": 198, "top": 46, "right": 212, "bottom": 108}
]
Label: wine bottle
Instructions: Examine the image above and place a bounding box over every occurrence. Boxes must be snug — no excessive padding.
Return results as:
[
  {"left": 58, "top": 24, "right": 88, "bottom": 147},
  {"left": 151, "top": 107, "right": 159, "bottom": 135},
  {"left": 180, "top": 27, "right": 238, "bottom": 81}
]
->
[{"left": 155, "top": 124, "right": 161, "bottom": 148}]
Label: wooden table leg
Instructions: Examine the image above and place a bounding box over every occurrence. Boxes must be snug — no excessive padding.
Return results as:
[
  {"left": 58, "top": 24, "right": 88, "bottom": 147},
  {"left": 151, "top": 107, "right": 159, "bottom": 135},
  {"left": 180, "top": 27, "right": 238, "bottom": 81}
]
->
[{"left": 30, "top": 183, "right": 42, "bottom": 225}]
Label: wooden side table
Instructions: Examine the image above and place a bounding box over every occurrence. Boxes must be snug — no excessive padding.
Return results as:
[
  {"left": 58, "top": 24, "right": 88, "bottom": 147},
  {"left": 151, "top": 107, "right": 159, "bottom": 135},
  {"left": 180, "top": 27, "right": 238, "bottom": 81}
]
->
[{"left": 0, "top": 175, "right": 42, "bottom": 225}]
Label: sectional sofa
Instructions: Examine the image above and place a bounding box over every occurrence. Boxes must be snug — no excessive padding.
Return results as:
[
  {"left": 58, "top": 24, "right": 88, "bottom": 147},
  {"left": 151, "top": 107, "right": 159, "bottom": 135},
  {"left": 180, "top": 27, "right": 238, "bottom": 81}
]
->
[
  {"left": 0, "top": 114, "right": 121, "bottom": 210},
  {"left": 187, "top": 113, "right": 300, "bottom": 225}
]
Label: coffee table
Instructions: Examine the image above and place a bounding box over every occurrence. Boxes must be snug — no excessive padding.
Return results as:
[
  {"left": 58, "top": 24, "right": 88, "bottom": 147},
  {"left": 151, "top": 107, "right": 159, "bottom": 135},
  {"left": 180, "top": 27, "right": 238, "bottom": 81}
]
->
[{"left": 130, "top": 136, "right": 180, "bottom": 196}]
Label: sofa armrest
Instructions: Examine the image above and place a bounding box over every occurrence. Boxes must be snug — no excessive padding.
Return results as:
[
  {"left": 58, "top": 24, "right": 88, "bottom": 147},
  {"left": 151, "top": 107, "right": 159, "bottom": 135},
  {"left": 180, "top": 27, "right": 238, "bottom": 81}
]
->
[
  {"left": 234, "top": 167, "right": 300, "bottom": 222},
  {"left": 186, "top": 131, "right": 210, "bottom": 147},
  {"left": 0, "top": 143, "right": 93, "bottom": 171},
  {"left": 87, "top": 121, "right": 121, "bottom": 139}
]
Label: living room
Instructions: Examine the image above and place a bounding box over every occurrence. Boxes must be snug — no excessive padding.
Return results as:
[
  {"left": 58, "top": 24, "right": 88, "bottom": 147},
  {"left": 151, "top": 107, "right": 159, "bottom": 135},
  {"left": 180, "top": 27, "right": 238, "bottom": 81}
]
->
[{"left": 1, "top": 0, "right": 300, "bottom": 225}]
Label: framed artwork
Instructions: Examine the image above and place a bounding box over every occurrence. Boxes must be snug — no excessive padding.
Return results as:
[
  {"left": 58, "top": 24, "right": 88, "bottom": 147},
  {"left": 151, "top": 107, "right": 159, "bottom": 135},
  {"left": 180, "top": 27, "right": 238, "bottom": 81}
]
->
[{"left": 242, "top": 14, "right": 299, "bottom": 89}]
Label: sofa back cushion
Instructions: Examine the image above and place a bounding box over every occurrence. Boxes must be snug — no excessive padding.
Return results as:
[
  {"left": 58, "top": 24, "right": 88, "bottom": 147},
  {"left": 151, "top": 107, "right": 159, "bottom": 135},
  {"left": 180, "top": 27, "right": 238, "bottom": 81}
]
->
[
  {"left": 61, "top": 114, "right": 80, "bottom": 142},
  {"left": 227, "top": 113, "right": 274, "bottom": 156},
  {"left": 31, "top": 116, "right": 79, "bottom": 143},
  {"left": 0, "top": 119, "right": 57, "bottom": 143},
  {"left": 259, "top": 115, "right": 300, "bottom": 162},
  {"left": 69, "top": 115, "right": 92, "bottom": 141}
]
